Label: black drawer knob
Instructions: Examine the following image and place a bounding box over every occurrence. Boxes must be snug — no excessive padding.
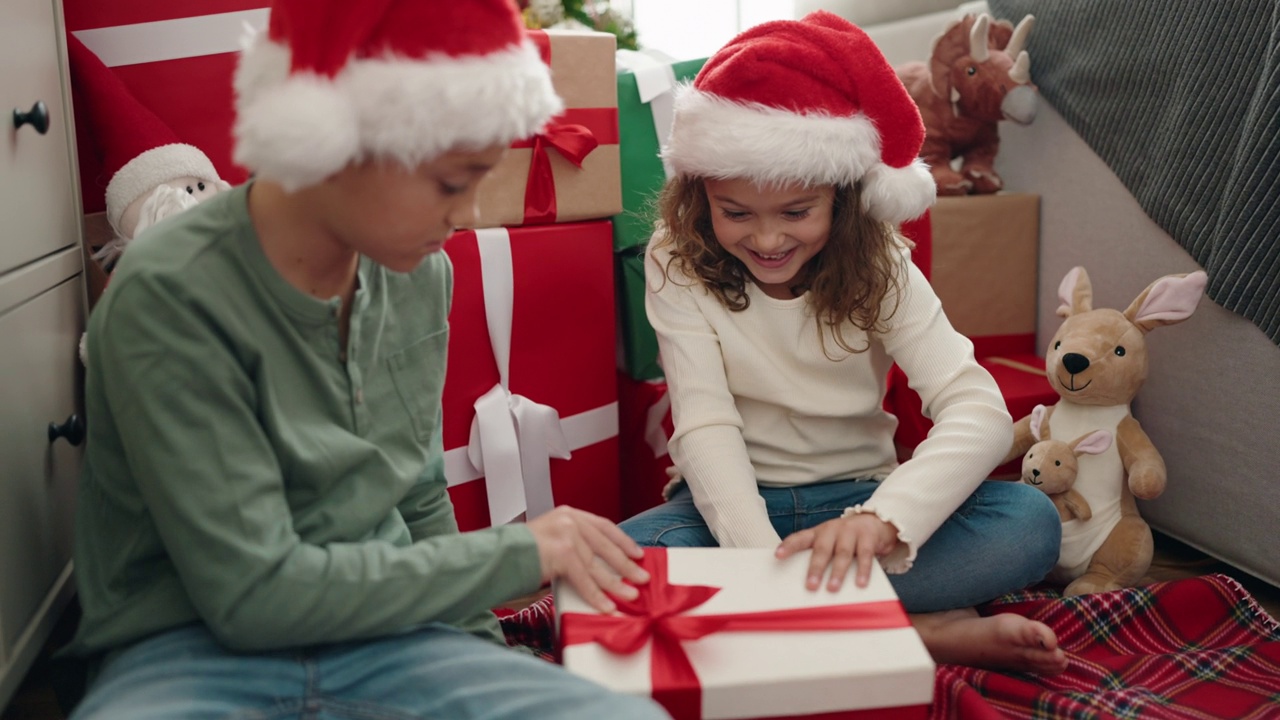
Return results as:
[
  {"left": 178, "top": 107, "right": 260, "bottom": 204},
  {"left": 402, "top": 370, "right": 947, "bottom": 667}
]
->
[
  {"left": 48, "top": 413, "right": 84, "bottom": 446},
  {"left": 13, "top": 101, "right": 50, "bottom": 135}
]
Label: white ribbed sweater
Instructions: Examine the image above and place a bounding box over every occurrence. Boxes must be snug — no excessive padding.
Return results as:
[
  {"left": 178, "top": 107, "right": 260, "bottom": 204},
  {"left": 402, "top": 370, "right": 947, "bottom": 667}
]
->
[{"left": 645, "top": 238, "right": 1013, "bottom": 571}]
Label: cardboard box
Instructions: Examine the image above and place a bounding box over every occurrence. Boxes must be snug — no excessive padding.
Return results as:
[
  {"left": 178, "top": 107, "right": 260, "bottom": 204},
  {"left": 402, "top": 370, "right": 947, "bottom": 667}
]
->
[
  {"left": 929, "top": 193, "right": 1040, "bottom": 357},
  {"left": 473, "top": 30, "right": 622, "bottom": 228},
  {"left": 442, "top": 223, "right": 621, "bottom": 529},
  {"left": 557, "top": 548, "right": 934, "bottom": 720}
]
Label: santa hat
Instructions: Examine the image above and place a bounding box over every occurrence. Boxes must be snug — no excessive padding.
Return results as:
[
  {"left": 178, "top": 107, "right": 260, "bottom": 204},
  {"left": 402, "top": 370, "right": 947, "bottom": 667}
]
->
[
  {"left": 664, "top": 11, "right": 936, "bottom": 224},
  {"left": 233, "top": 0, "right": 562, "bottom": 191},
  {"left": 66, "top": 34, "right": 222, "bottom": 234}
]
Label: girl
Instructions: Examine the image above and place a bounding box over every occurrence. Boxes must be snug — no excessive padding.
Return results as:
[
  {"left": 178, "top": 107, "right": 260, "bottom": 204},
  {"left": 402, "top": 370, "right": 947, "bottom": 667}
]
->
[{"left": 620, "top": 11, "right": 1067, "bottom": 675}]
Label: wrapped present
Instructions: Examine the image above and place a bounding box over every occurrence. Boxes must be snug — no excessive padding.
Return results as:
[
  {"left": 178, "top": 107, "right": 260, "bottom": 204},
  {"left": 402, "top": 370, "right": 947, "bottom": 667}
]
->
[
  {"left": 557, "top": 548, "right": 934, "bottom": 720},
  {"left": 66, "top": 1, "right": 267, "bottom": 212},
  {"left": 473, "top": 30, "right": 621, "bottom": 228},
  {"left": 616, "top": 247, "right": 663, "bottom": 381},
  {"left": 892, "top": 353, "right": 1057, "bottom": 478},
  {"left": 442, "top": 223, "right": 621, "bottom": 530},
  {"left": 613, "top": 51, "right": 708, "bottom": 251},
  {"left": 929, "top": 193, "right": 1041, "bottom": 357},
  {"left": 617, "top": 372, "right": 674, "bottom": 518}
]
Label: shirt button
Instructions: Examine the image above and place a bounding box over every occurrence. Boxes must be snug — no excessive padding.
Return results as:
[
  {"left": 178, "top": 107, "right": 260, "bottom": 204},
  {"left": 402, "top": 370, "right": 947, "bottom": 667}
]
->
[{"left": 355, "top": 389, "right": 364, "bottom": 404}]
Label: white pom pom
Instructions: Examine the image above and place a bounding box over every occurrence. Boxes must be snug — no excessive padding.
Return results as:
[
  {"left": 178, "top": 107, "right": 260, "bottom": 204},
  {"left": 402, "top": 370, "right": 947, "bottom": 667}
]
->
[
  {"left": 233, "top": 77, "right": 360, "bottom": 191},
  {"left": 861, "top": 160, "right": 937, "bottom": 225}
]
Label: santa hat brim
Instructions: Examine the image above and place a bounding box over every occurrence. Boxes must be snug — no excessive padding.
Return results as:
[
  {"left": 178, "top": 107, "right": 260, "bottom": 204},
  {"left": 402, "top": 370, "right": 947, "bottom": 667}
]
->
[
  {"left": 105, "top": 143, "right": 221, "bottom": 231},
  {"left": 664, "top": 85, "right": 935, "bottom": 224},
  {"left": 233, "top": 31, "right": 563, "bottom": 191}
]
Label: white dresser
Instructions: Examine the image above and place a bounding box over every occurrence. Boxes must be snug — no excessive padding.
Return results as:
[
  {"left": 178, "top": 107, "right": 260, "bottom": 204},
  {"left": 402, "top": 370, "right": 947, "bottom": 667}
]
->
[{"left": 0, "top": 0, "right": 87, "bottom": 709}]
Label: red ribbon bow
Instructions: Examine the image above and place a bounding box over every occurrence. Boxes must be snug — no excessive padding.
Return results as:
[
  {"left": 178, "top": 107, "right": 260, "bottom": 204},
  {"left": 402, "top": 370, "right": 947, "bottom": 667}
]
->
[
  {"left": 515, "top": 122, "right": 599, "bottom": 224},
  {"left": 560, "top": 549, "right": 911, "bottom": 720}
]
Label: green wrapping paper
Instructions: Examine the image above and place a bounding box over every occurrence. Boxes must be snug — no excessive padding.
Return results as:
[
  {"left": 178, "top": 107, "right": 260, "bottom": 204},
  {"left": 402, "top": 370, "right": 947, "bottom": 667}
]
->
[
  {"left": 616, "top": 248, "right": 663, "bottom": 380},
  {"left": 612, "top": 55, "right": 707, "bottom": 252}
]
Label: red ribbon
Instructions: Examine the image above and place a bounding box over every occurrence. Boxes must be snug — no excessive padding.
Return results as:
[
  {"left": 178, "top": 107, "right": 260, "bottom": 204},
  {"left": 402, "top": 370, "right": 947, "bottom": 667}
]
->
[{"left": 560, "top": 549, "right": 911, "bottom": 720}]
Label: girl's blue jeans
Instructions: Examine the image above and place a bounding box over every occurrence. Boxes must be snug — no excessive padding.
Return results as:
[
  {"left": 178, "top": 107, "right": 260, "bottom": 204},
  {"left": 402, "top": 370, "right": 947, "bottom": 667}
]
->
[
  {"left": 619, "top": 478, "right": 1061, "bottom": 613},
  {"left": 72, "top": 622, "right": 668, "bottom": 720}
]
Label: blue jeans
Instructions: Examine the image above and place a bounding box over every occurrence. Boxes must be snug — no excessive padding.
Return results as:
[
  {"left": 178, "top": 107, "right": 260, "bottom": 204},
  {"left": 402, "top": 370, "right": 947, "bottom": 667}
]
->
[
  {"left": 620, "top": 479, "right": 1060, "bottom": 614},
  {"left": 72, "top": 623, "right": 668, "bottom": 720}
]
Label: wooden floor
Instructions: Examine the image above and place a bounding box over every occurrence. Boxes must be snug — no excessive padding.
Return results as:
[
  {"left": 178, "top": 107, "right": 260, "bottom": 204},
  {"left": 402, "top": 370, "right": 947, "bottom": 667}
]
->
[{"left": 4, "top": 531, "right": 1278, "bottom": 720}]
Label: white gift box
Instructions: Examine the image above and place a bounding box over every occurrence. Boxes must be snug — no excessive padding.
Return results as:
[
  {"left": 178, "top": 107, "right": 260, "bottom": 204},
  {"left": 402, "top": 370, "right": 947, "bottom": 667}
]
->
[{"left": 556, "top": 548, "right": 934, "bottom": 720}]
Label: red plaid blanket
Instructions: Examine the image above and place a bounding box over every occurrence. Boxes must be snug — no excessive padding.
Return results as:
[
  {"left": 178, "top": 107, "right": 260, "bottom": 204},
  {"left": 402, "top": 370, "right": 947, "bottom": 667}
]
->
[{"left": 498, "top": 574, "right": 1280, "bottom": 719}]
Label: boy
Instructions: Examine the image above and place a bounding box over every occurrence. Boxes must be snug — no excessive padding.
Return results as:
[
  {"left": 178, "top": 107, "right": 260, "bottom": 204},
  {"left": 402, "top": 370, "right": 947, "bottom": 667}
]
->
[{"left": 68, "top": 1, "right": 665, "bottom": 717}]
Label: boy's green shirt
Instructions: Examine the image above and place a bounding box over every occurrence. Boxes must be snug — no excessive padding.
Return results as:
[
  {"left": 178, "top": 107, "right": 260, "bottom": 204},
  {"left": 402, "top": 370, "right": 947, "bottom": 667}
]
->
[{"left": 69, "top": 184, "right": 541, "bottom": 656}]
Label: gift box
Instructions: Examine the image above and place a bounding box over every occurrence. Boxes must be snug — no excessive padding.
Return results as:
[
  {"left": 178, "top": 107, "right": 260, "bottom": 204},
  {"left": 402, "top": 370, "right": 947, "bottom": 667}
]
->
[
  {"left": 617, "top": 372, "right": 674, "bottom": 518},
  {"left": 612, "top": 51, "right": 708, "bottom": 251},
  {"left": 473, "top": 30, "right": 622, "bottom": 228},
  {"left": 557, "top": 548, "right": 934, "bottom": 720},
  {"left": 928, "top": 193, "right": 1040, "bottom": 357},
  {"left": 892, "top": 353, "right": 1057, "bottom": 478},
  {"left": 442, "top": 223, "right": 621, "bottom": 530},
  {"left": 66, "top": 0, "right": 267, "bottom": 213},
  {"left": 616, "top": 247, "right": 664, "bottom": 381}
]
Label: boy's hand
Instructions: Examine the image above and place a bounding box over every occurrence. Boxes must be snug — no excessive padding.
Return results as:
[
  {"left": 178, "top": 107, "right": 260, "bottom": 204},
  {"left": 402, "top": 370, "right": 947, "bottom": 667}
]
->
[
  {"left": 527, "top": 506, "right": 650, "bottom": 614},
  {"left": 775, "top": 514, "right": 899, "bottom": 592}
]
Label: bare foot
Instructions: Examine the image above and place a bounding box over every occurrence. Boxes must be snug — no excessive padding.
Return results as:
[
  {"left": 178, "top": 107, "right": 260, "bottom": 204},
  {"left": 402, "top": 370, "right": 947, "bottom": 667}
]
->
[{"left": 910, "top": 608, "right": 1067, "bottom": 675}]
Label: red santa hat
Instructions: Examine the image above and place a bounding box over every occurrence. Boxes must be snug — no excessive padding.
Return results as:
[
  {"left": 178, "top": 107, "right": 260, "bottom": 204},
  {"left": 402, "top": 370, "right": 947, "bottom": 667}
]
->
[
  {"left": 66, "top": 34, "right": 222, "bottom": 234},
  {"left": 664, "top": 11, "right": 936, "bottom": 224},
  {"left": 233, "top": 0, "right": 562, "bottom": 191}
]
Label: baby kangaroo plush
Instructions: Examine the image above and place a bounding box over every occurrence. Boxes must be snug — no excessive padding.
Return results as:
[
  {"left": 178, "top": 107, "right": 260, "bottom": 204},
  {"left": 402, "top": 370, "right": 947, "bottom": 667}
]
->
[
  {"left": 1002, "top": 266, "right": 1207, "bottom": 596},
  {"left": 1021, "top": 404, "right": 1113, "bottom": 522}
]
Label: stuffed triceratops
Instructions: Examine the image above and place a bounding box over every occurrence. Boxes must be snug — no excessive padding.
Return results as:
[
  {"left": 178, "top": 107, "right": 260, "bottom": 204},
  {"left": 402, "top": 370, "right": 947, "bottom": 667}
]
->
[
  {"left": 1001, "top": 266, "right": 1207, "bottom": 596},
  {"left": 897, "top": 13, "right": 1037, "bottom": 195}
]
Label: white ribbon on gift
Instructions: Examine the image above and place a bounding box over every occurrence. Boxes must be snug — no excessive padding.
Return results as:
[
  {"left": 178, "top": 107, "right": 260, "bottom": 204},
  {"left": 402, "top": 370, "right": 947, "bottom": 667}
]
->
[
  {"left": 441, "top": 228, "right": 620, "bottom": 526},
  {"left": 616, "top": 49, "right": 682, "bottom": 179},
  {"left": 643, "top": 384, "right": 671, "bottom": 459}
]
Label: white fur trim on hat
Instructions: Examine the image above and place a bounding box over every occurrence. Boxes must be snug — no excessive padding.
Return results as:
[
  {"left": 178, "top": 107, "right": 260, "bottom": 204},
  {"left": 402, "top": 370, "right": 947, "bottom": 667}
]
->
[
  {"left": 664, "top": 85, "right": 935, "bottom": 222},
  {"left": 233, "top": 31, "right": 563, "bottom": 191},
  {"left": 105, "top": 143, "right": 221, "bottom": 232}
]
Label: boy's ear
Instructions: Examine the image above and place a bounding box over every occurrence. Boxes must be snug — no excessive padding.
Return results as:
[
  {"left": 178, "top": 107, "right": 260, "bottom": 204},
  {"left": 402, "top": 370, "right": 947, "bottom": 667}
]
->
[{"left": 1056, "top": 266, "right": 1093, "bottom": 318}]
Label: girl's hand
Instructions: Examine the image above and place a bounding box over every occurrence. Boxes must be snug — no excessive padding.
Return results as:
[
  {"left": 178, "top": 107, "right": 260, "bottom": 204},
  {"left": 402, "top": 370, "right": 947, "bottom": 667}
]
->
[{"left": 775, "top": 513, "right": 899, "bottom": 591}]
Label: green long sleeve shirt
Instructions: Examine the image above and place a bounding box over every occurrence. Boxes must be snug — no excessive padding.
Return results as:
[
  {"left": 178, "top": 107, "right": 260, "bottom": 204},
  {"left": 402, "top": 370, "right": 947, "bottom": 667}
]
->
[{"left": 68, "top": 183, "right": 542, "bottom": 657}]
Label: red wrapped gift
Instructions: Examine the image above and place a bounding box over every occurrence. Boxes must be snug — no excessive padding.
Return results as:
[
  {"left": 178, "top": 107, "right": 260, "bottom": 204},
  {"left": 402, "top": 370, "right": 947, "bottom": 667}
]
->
[
  {"left": 473, "top": 30, "right": 622, "bottom": 228},
  {"left": 442, "top": 223, "right": 621, "bottom": 530},
  {"left": 892, "top": 353, "right": 1057, "bottom": 478},
  {"left": 66, "top": 0, "right": 267, "bottom": 211},
  {"left": 557, "top": 548, "right": 933, "bottom": 720},
  {"left": 618, "top": 373, "right": 675, "bottom": 518}
]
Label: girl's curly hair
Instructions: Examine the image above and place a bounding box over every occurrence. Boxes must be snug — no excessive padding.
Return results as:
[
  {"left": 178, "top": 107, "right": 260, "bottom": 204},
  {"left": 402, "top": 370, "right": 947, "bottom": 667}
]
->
[{"left": 652, "top": 176, "right": 909, "bottom": 356}]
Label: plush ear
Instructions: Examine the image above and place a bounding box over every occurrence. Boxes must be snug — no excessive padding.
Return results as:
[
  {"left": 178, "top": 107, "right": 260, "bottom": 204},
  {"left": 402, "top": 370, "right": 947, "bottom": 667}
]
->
[
  {"left": 1056, "top": 266, "right": 1093, "bottom": 317},
  {"left": 1069, "top": 429, "right": 1113, "bottom": 456},
  {"left": 1123, "top": 271, "right": 1208, "bottom": 333},
  {"left": 1029, "top": 404, "right": 1048, "bottom": 441}
]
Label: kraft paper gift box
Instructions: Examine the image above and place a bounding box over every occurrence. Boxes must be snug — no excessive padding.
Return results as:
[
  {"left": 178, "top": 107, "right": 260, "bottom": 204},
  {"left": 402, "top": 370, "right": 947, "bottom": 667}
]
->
[
  {"left": 557, "top": 548, "right": 934, "bottom": 720},
  {"left": 472, "top": 30, "right": 622, "bottom": 228},
  {"left": 928, "top": 193, "right": 1041, "bottom": 358},
  {"left": 441, "top": 223, "right": 621, "bottom": 531},
  {"left": 612, "top": 51, "right": 708, "bottom": 252},
  {"left": 617, "top": 372, "right": 674, "bottom": 518},
  {"left": 616, "top": 247, "right": 664, "bottom": 381}
]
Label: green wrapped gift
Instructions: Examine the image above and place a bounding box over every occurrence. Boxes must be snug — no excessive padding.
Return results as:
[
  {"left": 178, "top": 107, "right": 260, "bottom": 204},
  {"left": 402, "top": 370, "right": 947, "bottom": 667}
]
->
[
  {"left": 613, "top": 52, "right": 707, "bottom": 252},
  {"left": 616, "top": 247, "right": 663, "bottom": 380}
]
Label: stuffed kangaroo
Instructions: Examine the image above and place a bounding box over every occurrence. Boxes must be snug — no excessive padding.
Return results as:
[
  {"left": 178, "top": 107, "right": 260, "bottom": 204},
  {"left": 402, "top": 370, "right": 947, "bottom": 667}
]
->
[
  {"left": 1002, "top": 266, "right": 1207, "bottom": 596},
  {"left": 1021, "top": 404, "right": 1113, "bottom": 522}
]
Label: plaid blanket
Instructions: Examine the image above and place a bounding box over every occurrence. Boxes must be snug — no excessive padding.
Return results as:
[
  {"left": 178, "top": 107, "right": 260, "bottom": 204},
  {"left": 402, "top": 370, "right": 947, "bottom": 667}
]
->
[{"left": 498, "top": 574, "right": 1280, "bottom": 719}]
